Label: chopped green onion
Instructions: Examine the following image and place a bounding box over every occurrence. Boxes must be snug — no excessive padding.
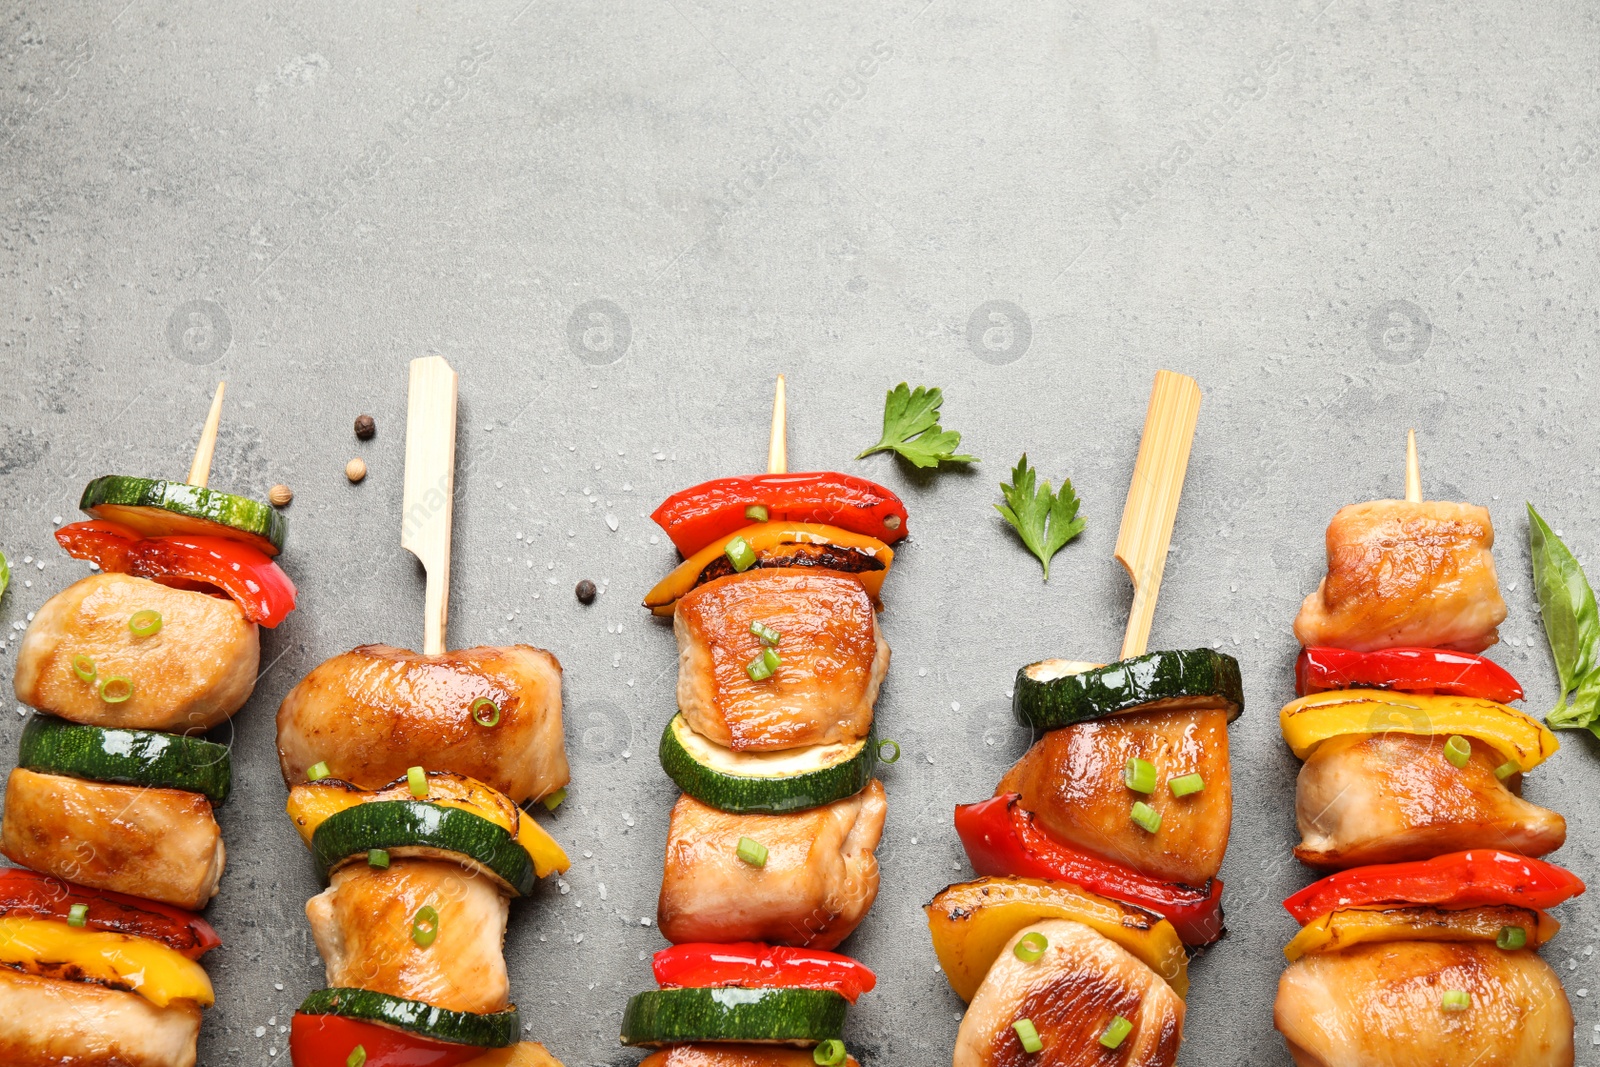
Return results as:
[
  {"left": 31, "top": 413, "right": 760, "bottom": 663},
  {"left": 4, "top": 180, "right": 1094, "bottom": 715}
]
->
[
  {"left": 367, "top": 849, "right": 390, "bottom": 870},
  {"left": 1130, "top": 801, "right": 1161, "bottom": 834},
  {"left": 1494, "top": 759, "right": 1522, "bottom": 780},
  {"left": 877, "top": 739, "right": 901, "bottom": 764},
  {"left": 98, "top": 676, "right": 133, "bottom": 704},
  {"left": 1440, "top": 989, "right": 1471, "bottom": 1012},
  {"left": 1496, "top": 925, "right": 1527, "bottom": 950},
  {"left": 1169, "top": 772, "right": 1206, "bottom": 797},
  {"left": 736, "top": 836, "right": 768, "bottom": 868},
  {"left": 1012, "top": 1018, "right": 1043, "bottom": 1054},
  {"left": 745, "top": 647, "right": 781, "bottom": 681},
  {"left": 307, "top": 761, "right": 331, "bottom": 782},
  {"left": 745, "top": 505, "right": 770, "bottom": 523},
  {"left": 812, "top": 1039, "right": 846, "bottom": 1066},
  {"left": 542, "top": 787, "right": 567, "bottom": 812},
  {"left": 1099, "top": 1015, "right": 1133, "bottom": 1049},
  {"left": 1013, "top": 931, "right": 1048, "bottom": 963},
  {"left": 70, "top": 654, "right": 96, "bottom": 683},
  {"left": 128, "top": 610, "right": 163, "bottom": 637},
  {"left": 407, "top": 766, "right": 428, "bottom": 797},
  {"left": 1443, "top": 735, "right": 1472, "bottom": 768},
  {"left": 347, "top": 1045, "right": 367, "bottom": 1067},
  {"left": 470, "top": 696, "right": 500, "bottom": 728},
  {"left": 67, "top": 903, "right": 88, "bottom": 928},
  {"left": 411, "top": 905, "right": 439, "bottom": 948},
  {"left": 725, "top": 535, "right": 757, "bottom": 572},
  {"left": 1123, "top": 757, "right": 1156, "bottom": 794},
  {"left": 749, "top": 621, "right": 782, "bottom": 646}
]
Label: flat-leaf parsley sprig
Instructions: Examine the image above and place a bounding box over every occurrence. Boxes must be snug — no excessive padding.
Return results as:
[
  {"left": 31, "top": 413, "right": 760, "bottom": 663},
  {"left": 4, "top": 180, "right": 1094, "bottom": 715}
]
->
[
  {"left": 995, "top": 455, "right": 1085, "bottom": 580},
  {"left": 857, "top": 383, "right": 977, "bottom": 469}
]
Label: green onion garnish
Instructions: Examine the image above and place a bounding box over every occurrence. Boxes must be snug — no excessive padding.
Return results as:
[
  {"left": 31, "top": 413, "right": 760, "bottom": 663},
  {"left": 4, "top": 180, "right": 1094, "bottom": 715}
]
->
[
  {"left": 725, "top": 535, "right": 757, "bottom": 572},
  {"left": 98, "top": 676, "right": 133, "bottom": 704},
  {"left": 67, "top": 903, "right": 88, "bottom": 927},
  {"left": 746, "top": 647, "right": 781, "bottom": 681},
  {"left": 70, "top": 654, "right": 96, "bottom": 683},
  {"left": 749, "top": 621, "right": 782, "bottom": 646},
  {"left": 1013, "top": 931, "right": 1048, "bottom": 963},
  {"left": 1169, "top": 772, "right": 1205, "bottom": 797},
  {"left": 1099, "top": 1015, "right": 1133, "bottom": 1049},
  {"left": 1440, "top": 989, "right": 1471, "bottom": 1012},
  {"left": 543, "top": 786, "right": 567, "bottom": 812},
  {"left": 407, "top": 766, "right": 428, "bottom": 797},
  {"left": 1123, "top": 757, "right": 1156, "bottom": 794},
  {"left": 1443, "top": 735, "right": 1472, "bottom": 768},
  {"left": 307, "top": 761, "right": 330, "bottom": 782},
  {"left": 347, "top": 1045, "right": 367, "bottom": 1067},
  {"left": 736, "top": 836, "right": 768, "bottom": 868},
  {"left": 877, "top": 739, "right": 901, "bottom": 764},
  {"left": 470, "top": 696, "right": 500, "bottom": 728},
  {"left": 1496, "top": 925, "right": 1527, "bottom": 950},
  {"left": 812, "top": 1039, "right": 846, "bottom": 1066},
  {"left": 411, "top": 905, "right": 439, "bottom": 948},
  {"left": 367, "top": 849, "right": 390, "bottom": 869},
  {"left": 1494, "top": 759, "right": 1522, "bottom": 780},
  {"left": 1130, "top": 801, "right": 1161, "bottom": 834},
  {"left": 128, "top": 610, "right": 162, "bottom": 637},
  {"left": 745, "top": 505, "right": 770, "bottom": 523},
  {"left": 1012, "top": 1018, "right": 1043, "bottom": 1054}
]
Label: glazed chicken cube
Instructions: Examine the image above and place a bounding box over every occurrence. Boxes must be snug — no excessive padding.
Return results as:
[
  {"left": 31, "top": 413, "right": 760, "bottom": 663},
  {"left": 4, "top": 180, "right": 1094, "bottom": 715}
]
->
[{"left": 0, "top": 967, "right": 202, "bottom": 1067}]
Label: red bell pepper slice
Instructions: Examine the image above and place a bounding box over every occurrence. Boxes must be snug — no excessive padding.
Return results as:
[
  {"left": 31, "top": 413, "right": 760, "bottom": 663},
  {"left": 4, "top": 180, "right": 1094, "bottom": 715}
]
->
[
  {"left": 1295, "top": 646, "right": 1523, "bottom": 703},
  {"left": 57, "top": 520, "right": 297, "bottom": 628},
  {"left": 289, "top": 1013, "right": 485, "bottom": 1067},
  {"left": 651, "top": 472, "right": 910, "bottom": 556},
  {"left": 0, "top": 868, "right": 220, "bottom": 959},
  {"left": 1284, "top": 850, "right": 1586, "bottom": 926},
  {"left": 954, "top": 794, "right": 1225, "bottom": 945},
  {"left": 653, "top": 943, "right": 877, "bottom": 1003}
]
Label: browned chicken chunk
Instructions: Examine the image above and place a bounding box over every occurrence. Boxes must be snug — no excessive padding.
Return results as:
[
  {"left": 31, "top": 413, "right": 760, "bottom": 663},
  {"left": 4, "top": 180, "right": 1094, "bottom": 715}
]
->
[
  {"left": 0, "top": 966, "right": 202, "bottom": 1067},
  {"left": 997, "top": 708, "right": 1231, "bottom": 886},
  {"left": 1, "top": 768, "right": 224, "bottom": 910},
  {"left": 641, "top": 1047, "right": 859, "bottom": 1067},
  {"left": 954, "top": 919, "right": 1183, "bottom": 1067},
  {"left": 1275, "top": 941, "right": 1573, "bottom": 1066},
  {"left": 14, "top": 573, "right": 259, "bottom": 732},
  {"left": 277, "top": 644, "right": 569, "bottom": 804},
  {"left": 675, "top": 569, "right": 889, "bottom": 752},
  {"left": 306, "top": 859, "right": 510, "bottom": 1015},
  {"left": 658, "top": 781, "right": 885, "bottom": 950},
  {"left": 1294, "top": 732, "right": 1565, "bottom": 869},
  {"left": 1294, "top": 500, "right": 1507, "bottom": 653}
]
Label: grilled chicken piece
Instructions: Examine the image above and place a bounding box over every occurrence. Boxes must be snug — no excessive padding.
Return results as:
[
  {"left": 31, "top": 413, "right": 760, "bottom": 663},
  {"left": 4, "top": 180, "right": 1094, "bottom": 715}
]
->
[
  {"left": 997, "top": 708, "right": 1231, "bottom": 886},
  {"left": 1294, "top": 500, "right": 1507, "bottom": 653},
  {"left": 0, "top": 966, "right": 202, "bottom": 1067},
  {"left": 277, "top": 644, "right": 569, "bottom": 804},
  {"left": 955, "top": 919, "right": 1182, "bottom": 1067},
  {"left": 14, "top": 573, "right": 258, "bottom": 732},
  {"left": 1275, "top": 941, "right": 1572, "bottom": 1066},
  {"left": 658, "top": 780, "right": 886, "bottom": 950},
  {"left": 307, "top": 859, "right": 510, "bottom": 1015},
  {"left": 1, "top": 768, "right": 224, "bottom": 910},
  {"left": 675, "top": 569, "right": 889, "bottom": 752},
  {"left": 1294, "top": 732, "right": 1565, "bottom": 869},
  {"left": 641, "top": 1047, "right": 859, "bottom": 1067}
]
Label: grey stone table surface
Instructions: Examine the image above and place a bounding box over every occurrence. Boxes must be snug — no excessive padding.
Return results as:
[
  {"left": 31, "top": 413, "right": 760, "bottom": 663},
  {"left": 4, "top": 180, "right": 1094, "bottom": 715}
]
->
[{"left": 3, "top": 1, "right": 1599, "bottom": 1064}]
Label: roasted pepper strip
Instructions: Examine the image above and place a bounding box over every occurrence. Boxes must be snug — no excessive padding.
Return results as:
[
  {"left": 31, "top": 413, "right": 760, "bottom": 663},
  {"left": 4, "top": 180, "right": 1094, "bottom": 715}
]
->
[
  {"left": 1295, "top": 646, "right": 1525, "bottom": 703},
  {"left": 289, "top": 1012, "right": 486, "bottom": 1067},
  {"left": 1284, "top": 903, "right": 1558, "bottom": 962},
  {"left": 651, "top": 472, "right": 909, "bottom": 556},
  {"left": 1279, "top": 689, "right": 1558, "bottom": 771},
  {"left": 0, "top": 915, "right": 214, "bottom": 1008},
  {"left": 0, "top": 868, "right": 220, "bottom": 959},
  {"left": 953, "top": 794, "right": 1224, "bottom": 946},
  {"left": 653, "top": 943, "right": 877, "bottom": 1003},
  {"left": 1284, "top": 851, "right": 1586, "bottom": 925}
]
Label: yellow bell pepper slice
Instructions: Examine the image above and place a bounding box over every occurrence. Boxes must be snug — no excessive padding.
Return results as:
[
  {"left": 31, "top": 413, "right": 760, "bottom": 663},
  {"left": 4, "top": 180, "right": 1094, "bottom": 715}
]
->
[
  {"left": 1279, "top": 689, "right": 1559, "bottom": 771},
  {"left": 924, "top": 876, "right": 1188, "bottom": 1001},
  {"left": 0, "top": 916, "right": 214, "bottom": 1008},
  {"left": 643, "top": 521, "right": 894, "bottom": 616},
  {"left": 460, "top": 1043, "right": 565, "bottom": 1067},
  {"left": 288, "top": 770, "right": 569, "bottom": 877},
  {"left": 1284, "top": 904, "right": 1558, "bottom": 962}
]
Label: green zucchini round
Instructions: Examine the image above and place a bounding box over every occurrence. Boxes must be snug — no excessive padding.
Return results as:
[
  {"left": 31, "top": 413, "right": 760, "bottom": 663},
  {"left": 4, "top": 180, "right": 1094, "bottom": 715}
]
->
[
  {"left": 298, "top": 988, "right": 519, "bottom": 1047},
  {"left": 80, "top": 475, "right": 286, "bottom": 556},
  {"left": 660, "top": 713, "right": 876, "bottom": 814},
  {"left": 311, "top": 801, "right": 534, "bottom": 895},
  {"left": 1013, "top": 648, "right": 1244, "bottom": 732},
  {"left": 18, "top": 714, "right": 231, "bottom": 804},
  {"left": 620, "top": 987, "right": 848, "bottom": 1048}
]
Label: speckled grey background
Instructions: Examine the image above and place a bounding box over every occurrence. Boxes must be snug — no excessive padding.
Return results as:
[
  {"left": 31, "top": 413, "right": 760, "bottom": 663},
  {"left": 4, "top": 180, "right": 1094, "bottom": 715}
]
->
[{"left": 3, "top": 0, "right": 1600, "bottom": 1063}]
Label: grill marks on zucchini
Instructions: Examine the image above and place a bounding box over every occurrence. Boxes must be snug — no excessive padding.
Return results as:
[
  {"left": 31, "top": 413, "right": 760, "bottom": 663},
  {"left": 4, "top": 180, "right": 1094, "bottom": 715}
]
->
[
  {"left": 620, "top": 987, "right": 849, "bottom": 1048},
  {"left": 299, "top": 987, "right": 520, "bottom": 1047},
  {"left": 17, "top": 714, "right": 231, "bottom": 804},
  {"left": 80, "top": 475, "right": 286, "bottom": 556},
  {"left": 659, "top": 714, "right": 877, "bottom": 814},
  {"left": 1013, "top": 648, "right": 1244, "bottom": 732},
  {"left": 311, "top": 800, "right": 536, "bottom": 895}
]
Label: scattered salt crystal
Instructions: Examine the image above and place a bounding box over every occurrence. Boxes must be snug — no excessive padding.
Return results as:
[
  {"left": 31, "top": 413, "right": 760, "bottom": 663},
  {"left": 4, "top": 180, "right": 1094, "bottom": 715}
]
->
[
  {"left": 505, "top": 614, "right": 514, "bottom": 622},
  {"left": 910, "top": 837, "right": 918, "bottom": 845},
  {"left": 51, "top": 517, "right": 60, "bottom": 524},
  {"left": 623, "top": 813, "right": 634, "bottom": 826},
  {"left": 558, "top": 879, "right": 571, "bottom": 895},
  {"left": 598, "top": 884, "right": 608, "bottom": 900},
  {"left": 606, "top": 514, "right": 618, "bottom": 531},
  {"left": 622, "top": 483, "right": 632, "bottom": 491},
  {"left": 255, "top": 1027, "right": 266, "bottom": 1038},
  {"left": 274, "top": 983, "right": 283, "bottom": 991},
  {"left": 951, "top": 701, "right": 960, "bottom": 712},
  {"left": 641, "top": 917, "right": 651, "bottom": 926},
  {"left": 918, "top": 668, "right": 927, "bottom": 677},
  {"left": 650, "top": 535, "right": 660, "bottom": 544},
  {"left": 575, "top": 934, "right": 584, "bottom": 942},
  {"left": 21, "top": 557, "right": 30, "bottom": 564}
]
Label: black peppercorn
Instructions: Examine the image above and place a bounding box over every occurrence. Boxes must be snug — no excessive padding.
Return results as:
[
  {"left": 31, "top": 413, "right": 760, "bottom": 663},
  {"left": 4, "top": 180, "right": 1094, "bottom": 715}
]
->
[
  {"left": 354, "top": 414, "right": 376, "bottom": 440},
  {"left": 575, "top": 579, "right": 597, "bottom": 604}
]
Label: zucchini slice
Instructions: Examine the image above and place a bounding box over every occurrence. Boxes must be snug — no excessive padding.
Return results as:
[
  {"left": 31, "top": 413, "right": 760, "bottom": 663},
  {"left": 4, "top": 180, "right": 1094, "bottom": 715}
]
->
[
  {"left": 659, "top": 713, "right": 876, "bottom": 814},
  {"left": 299, "top": 988, "right": 520, "bottom": 1047},
  {"left": 1014, "top": 648, "right": 1243, "bottom": 732},
  {"left": 17, "top": 714, "right": 231, "bottom": 804},
  {"left": 620, "top": 988, "right": 848, "bottom": 1048},
  {"left": 80, "top": 475, "right": 286, "bottom": 556},
  {"left": 311, "top": 800, "right": 535, "bottom": 895}
]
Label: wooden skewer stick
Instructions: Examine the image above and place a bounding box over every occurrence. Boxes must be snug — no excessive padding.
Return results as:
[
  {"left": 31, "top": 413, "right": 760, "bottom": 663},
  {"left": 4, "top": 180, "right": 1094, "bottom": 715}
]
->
[
  {"left": 1405, "top": 429, "right": 1422, "bottom": 503},
  {"left": 767, "top": 375, "right": 787, "bottom": 475},
  {"left": 401, "top": 356, "right": 460, "bottom": 656},
  {"left": 1115, "top": 370, "right": 1202, "bottom": 661},
  {"left": 187, "top": 382, "right": 226, "bottom": 487}
]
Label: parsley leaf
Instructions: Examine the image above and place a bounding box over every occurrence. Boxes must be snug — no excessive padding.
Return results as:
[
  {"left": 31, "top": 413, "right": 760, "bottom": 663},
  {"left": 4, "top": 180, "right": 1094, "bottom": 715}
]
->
[
  {"left": 995, "top": 454, "right": 1085, "bottom": 579},
  {"left": 856, "top": 383, "right": 977, "bottom": 468}
]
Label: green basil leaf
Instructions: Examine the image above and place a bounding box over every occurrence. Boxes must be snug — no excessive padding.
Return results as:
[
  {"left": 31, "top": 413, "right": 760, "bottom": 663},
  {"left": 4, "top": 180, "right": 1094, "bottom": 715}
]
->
[
  {"left": 1528, "top": 503, "right": 1600, "bottom": 712},
  {"left": 1564, "top": 668, "right": 1600, "bottom": 738}
]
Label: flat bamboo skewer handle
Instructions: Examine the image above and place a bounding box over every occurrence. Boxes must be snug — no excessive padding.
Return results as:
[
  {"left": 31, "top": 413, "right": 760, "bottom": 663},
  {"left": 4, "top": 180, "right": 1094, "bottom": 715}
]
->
[
  {"left": 401, "top": 356, "right": 459, "bottom": 656},
  {"left": 1405, "top": 429, "right": 1422, "bottom": 502},
  {"left": 1115, "top": 370, "right": 1201, "bottom": 661},
  {"left": 767, "top": 375, "right": 787, "bottom": 475},
  {"left": 187, "top": 382, "right": 226, "bottom": 487}
]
